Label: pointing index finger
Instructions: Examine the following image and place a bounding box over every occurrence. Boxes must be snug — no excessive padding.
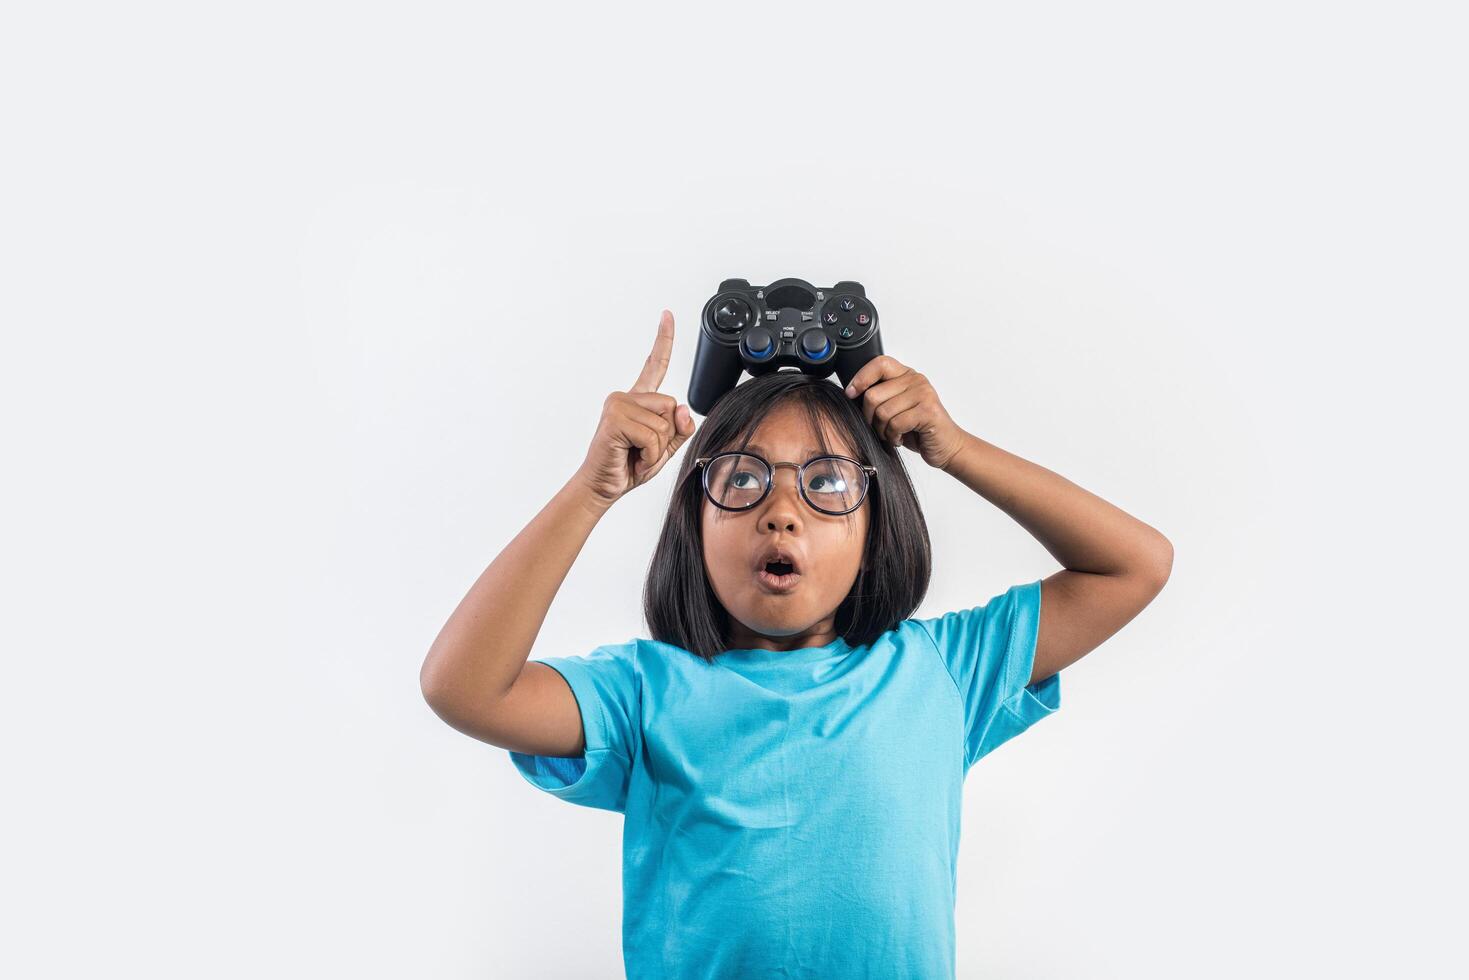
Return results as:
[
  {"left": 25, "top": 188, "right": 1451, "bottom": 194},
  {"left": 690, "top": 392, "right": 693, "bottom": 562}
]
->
[{"left": 633, "top": 309, "right": 675, "bottom": 393}]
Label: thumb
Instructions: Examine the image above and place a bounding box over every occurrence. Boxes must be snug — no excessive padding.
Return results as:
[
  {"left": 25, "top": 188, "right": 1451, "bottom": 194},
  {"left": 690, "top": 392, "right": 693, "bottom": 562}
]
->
[{"left": 667, "top": 403, "right": 696, "bottom": 454}]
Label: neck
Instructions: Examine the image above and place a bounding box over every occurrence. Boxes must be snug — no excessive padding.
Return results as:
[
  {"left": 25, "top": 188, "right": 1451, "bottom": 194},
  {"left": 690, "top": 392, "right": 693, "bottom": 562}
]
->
[{"left": 727, "top": 619, "right": 839, "bottom": 652}]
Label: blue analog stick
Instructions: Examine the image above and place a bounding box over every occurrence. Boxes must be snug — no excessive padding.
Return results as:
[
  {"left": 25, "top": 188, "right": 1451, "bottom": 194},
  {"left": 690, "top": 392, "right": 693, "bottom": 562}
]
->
[
  {"left": 800, "top": 329, "right": 831, "bottom": 360},
  {"left": 745, "top": 327, "right": 775, "bottom": 359}
]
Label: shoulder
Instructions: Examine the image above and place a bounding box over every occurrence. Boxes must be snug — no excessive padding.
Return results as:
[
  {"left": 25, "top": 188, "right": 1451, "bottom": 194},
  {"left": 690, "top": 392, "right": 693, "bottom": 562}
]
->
[
  {"left": 623, "top": 636, "right": 718, "bottom": 679},
  {"left": 534, "top": 638, "right": 647, "bottom": 699},
  {"left": 897, "top": 580, "right": 1043, "bottom": 679},
  {"left": 888, "top": 615, "right": 943, "bottom": 654},
  {"left": 907, "top": 581, "right": 1041, "bottom": 644}
]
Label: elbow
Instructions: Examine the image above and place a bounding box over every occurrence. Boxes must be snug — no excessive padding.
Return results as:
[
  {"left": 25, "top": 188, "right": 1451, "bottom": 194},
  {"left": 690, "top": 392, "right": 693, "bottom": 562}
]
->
[
  {"left": 419, "top": 658, "right": 468, "bottom": 738},
  {"left": 420, "top": 656, "right": 454, "bottom": 716},
  {"left": 419, "top": 657, "right": 495, "bottom": 732},
  {"left": 421, "top": 670, "right": 470, "bottom": 730},
  {"left": 1142, "top": 533, "right": 1174, "bottom": 591}
]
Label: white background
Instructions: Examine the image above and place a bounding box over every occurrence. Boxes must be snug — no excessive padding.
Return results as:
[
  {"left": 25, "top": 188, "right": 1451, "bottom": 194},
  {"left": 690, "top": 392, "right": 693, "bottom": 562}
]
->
[{"left": 4, "top": 2, "right": 1465, "bottom": 977}]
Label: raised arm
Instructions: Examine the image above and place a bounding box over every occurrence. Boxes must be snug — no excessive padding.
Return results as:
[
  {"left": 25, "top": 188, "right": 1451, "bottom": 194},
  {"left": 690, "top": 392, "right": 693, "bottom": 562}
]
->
[
  {"left": 419, "top": 310, "right": 696, "bottom": 754},
  {"left": 843, "top": 354, "right": 1173, "bottom": 686},
  {"left": 937, "top": 432, "right": 1173, "bottom": 685}
]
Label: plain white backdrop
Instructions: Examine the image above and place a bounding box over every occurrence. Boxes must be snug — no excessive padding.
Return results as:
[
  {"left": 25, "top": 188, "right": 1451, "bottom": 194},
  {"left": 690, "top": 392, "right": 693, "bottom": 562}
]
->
[{"left": 4, "top": 2, "right": 1465, "bottom": 977}]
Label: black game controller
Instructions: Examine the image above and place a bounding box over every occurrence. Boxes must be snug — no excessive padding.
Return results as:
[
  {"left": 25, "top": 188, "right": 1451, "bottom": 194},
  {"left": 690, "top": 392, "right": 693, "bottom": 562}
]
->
[{"left": 688, "top": 277, "right": 884, "bottom": 416}]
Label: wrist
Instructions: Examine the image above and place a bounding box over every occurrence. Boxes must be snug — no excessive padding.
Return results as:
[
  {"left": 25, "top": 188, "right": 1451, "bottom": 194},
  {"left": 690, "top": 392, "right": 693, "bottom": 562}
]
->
[
  {"left": 563, "top": 470, "right": 619, "bottom": 520},
  {"left": 937, "top": 430, "right": 975, "bottom": 475}
]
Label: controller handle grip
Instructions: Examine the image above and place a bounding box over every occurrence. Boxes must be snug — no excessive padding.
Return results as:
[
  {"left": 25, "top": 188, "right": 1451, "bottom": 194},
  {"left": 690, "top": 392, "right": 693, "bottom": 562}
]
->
[
  {"left": 832, "top": 331, "right": 884, "bottom": 390},
  {"left": 689, "top": 335, "right": 744, "bottom": 417}
]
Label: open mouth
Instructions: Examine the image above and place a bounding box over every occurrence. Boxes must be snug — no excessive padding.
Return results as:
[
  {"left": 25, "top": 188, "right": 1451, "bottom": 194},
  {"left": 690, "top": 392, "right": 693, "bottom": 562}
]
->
[
  {"left": 754, "top": 544, "right": 804, "bottom": 592},
  {"left": 757, "top": 559, "right": 802, "bottom": 592}
]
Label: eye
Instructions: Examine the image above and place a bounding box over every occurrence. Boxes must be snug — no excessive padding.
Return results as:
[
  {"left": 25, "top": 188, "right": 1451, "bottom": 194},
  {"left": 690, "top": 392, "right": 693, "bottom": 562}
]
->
[
  {"left": 807, "top": 474, "right": 847, "bottom": 494},
  {"left": 729, "top": 469, "right": 762, "bottom": 489}
]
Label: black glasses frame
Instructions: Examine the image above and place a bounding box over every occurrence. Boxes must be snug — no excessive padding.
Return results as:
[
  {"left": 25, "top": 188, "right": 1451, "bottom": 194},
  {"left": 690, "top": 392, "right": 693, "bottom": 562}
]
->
[{"left": 691, "top": 451, "right": 878, "bottom": 516}]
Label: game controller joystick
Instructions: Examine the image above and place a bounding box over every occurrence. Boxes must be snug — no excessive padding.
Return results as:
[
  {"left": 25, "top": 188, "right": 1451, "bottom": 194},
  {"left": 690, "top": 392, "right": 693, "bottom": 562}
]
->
[{"left": 688, "top": 277, "right": 884, "bottom": 416}]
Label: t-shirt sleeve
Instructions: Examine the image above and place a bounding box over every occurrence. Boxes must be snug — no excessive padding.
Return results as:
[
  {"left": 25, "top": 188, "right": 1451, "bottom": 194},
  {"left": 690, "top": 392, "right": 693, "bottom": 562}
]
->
[
  {"left": 913, "top": 579, "right": 1060, "bottom": 770},
  {"left": 506, "top": 641, "right": 641, "bottom": 814}
]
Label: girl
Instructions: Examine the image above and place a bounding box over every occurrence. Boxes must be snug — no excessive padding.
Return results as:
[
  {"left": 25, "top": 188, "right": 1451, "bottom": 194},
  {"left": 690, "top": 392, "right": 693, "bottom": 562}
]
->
[{"left": 421, "top": 310, "right": 1173, "bottom": 979}]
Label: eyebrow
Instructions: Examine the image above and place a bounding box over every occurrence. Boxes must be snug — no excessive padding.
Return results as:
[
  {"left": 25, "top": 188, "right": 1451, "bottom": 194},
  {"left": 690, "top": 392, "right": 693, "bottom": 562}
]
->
[{"left": 744, "top": 444, "right": 835, "bottom": 458}]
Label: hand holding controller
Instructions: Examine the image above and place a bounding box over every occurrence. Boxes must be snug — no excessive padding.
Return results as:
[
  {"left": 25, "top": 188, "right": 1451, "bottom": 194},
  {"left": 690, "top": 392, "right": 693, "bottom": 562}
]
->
[{"left": 687, "top": 277, "right": 885, "bottom": 416}]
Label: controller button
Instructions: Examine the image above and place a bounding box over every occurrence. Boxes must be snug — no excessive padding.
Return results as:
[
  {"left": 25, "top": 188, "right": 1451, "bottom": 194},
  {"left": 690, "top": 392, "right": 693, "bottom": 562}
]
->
[
  {"left": 839, "top": 298, "right": 855, "bottom": 311},
  {"left": 856, "top": 313, "right": 870, "bottom": 325},
  {"left": 823, "top": 311, "right": 839, "bottom": 324},
  {"left": 839, "top": 326, "right": 853, "bottom": 339}
]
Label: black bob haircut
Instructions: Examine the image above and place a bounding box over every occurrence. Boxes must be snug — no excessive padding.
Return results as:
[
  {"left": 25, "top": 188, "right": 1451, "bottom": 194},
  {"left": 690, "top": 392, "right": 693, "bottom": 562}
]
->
[{"left": 643, "top": 370, "right": 933, "bottom": 663}]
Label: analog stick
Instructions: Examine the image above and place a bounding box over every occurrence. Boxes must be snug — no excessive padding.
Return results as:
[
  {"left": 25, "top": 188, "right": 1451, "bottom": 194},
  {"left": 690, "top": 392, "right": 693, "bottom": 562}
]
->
[
  {"left": 713, "top": 297, "right": 753, "bottom": 333},
  {"left": 744, "top": 327, "right": 775, "bottom": 359},
  {"left": 800, "top": 329, "right": 831, "bottom": 359}
]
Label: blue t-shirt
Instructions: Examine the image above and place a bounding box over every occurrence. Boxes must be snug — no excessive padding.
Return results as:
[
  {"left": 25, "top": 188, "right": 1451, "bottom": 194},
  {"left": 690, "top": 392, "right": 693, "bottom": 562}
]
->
[{"left": 508, "top": 579, "right": 1061, "bottom": 979}]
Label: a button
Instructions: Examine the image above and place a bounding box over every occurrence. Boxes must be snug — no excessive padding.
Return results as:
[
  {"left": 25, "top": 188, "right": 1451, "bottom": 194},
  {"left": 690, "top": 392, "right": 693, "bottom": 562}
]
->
[
  {"left": 824, "top": 311, "right": 838, "bottom": 323},
  {"left": 840, "top": 298, "right": 855, "bottom": 311},
  {"left": 839, "top": 326, "right": 853, "bottom": 339},
  {"left": 856, "top": 313, "right": 870, "bottom": 325}
]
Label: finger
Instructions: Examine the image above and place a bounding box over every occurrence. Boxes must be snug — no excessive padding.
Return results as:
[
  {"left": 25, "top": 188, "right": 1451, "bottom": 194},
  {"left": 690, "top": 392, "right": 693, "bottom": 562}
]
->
[
  {"left": 844, "top": 355, "right": 908, "bottom": 401},
  {"left": 625, "top": 389, "right": 679, "bottom": 423},
  {"left": 879, "top": 400, "right": 928, "bottom": 447},
  {"left": 667, "top": 402, "right": 696, "bottom": 453},
  {"left": 625, "top": 390, "right": 695, "bottom": 455},
  {"left": 871, "top": 387, "right": 926, "bottom": 444},
  {"left": 860, "top": 374, "right": 920, "bottom": 429},
  {"left": 623, "top": 418, "right": 666, "bottom": 479},
  {"left": 632, "top": 309, "right": 675, "bottom": 393},
  {"left": 621, "top": 402, "right": 675, "bottom": 458},
  {"left": 634, "top": 410, "right": 693, "bottom": 480}
]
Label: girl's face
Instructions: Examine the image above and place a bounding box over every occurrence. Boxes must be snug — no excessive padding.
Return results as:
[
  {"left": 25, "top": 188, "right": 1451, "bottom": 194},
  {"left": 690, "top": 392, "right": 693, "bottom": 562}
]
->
[{"left": 701, "top": 402, "right": 871, "bottom": 652}]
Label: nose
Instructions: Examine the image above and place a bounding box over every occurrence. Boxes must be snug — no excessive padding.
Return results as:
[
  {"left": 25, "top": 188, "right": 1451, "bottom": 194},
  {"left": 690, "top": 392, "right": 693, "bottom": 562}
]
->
[{"left": 760, "top": 463, "right": 803, "bottom": 531}]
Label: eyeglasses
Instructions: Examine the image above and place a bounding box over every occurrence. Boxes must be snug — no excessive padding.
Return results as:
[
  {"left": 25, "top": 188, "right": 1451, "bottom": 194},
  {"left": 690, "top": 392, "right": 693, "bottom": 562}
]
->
[{"left": 690, "top": 451, "right": 877, "bottom": 516}]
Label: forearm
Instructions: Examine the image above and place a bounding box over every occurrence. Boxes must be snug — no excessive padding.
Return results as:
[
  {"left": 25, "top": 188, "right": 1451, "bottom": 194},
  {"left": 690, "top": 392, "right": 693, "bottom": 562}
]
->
[
  {"left": 420, "top": 473, "right": 613, "bottom": 710},
  {"left": 940, "top": 429, "right": 1171, "bottom": 579}
]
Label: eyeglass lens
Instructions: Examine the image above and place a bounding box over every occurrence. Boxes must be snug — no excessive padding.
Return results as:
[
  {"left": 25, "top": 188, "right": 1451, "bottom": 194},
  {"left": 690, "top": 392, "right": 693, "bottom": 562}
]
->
[{"left": 704, "top": 453, "right": 866, "bottom": 514}]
